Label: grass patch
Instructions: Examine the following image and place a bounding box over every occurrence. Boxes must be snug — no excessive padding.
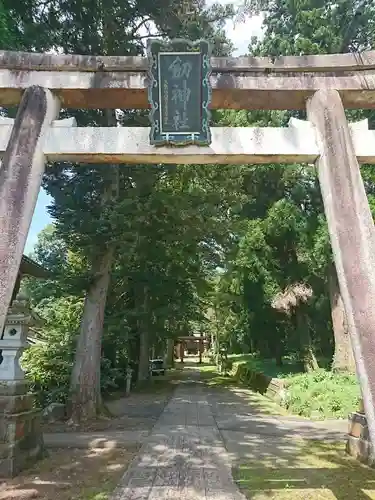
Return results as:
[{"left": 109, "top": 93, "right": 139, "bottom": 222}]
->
[
  {"left": 196, "top": 363, "right": 218, "bottom": 376},
  {"left": 229, "top": 354, "right": 331, "bottom": 379},
  {"left": 200, "top": 357, "right": 359, "bottom": 420},
  {"left": 282, "top": 369, "right": 360, "bottom": 420},
  {"left": 234, "top": 440, "right": 375, "bottom": 499},
  {"left": 229, "top": 354, "right": 302, "bottom": 379},
  {"left": 228, "top": 355, "right": 359, "bottom": 420}
]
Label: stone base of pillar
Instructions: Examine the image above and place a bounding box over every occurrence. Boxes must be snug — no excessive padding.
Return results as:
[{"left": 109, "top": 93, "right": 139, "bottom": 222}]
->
[
  {"left": 346, "top": 411, "right": 373, "bottom": 466},
  {"left": 0, "top": 381, "right": 45, "bottom": 477}
]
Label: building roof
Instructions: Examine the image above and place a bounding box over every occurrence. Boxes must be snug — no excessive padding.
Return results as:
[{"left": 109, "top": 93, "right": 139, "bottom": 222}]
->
[{"left": 19, "top": 255, "right": 50, "bottom": 279}]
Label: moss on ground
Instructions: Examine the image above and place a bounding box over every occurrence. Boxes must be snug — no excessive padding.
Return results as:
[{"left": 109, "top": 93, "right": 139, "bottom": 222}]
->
[{"left": 234, "top": 441, "right": 375, "bottom": 500}]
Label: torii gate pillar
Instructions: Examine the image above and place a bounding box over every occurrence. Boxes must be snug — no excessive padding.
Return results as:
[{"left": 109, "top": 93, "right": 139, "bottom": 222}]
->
[
  {"left": 0, "top": 86, "right": 60, "bottom": 337},
  {"left": 307, "top": 89, "right": 375, "bottom": 463}
]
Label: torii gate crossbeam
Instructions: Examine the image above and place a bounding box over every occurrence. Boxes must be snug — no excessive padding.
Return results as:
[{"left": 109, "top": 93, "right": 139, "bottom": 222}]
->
[
  {"left": 1, "top": 49, "right": 375, "bottom": 109},
  {"left": 0, "top": 117, "right": 373, "bottom": 164}
]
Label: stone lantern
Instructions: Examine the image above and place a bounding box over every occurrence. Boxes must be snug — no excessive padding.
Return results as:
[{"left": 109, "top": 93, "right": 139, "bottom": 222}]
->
[
  {"left": 0, "top": 291, "right": 33, "bottom": 382},
  {"left": 0, "top": 290, "right": 45, "bottom": 476}
]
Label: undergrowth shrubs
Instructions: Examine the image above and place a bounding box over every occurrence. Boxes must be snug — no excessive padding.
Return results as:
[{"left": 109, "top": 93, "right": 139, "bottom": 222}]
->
[
  {"left": 281, "top": 369, "right": 360, "bottom": 419},
  {"left": 228, "top": 356, "right": 360, "bottom": 419}
]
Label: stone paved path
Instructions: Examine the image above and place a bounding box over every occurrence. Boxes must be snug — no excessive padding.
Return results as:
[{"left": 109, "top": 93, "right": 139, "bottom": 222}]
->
[
  {"left": 44, "top": 429, "right": 148, "bottom": 449},
  {"left": 108, "top": 364, "right": 350, "bottom": 499},
  {"left": 111, "top": 379, "right": 247, "bottom": 500}
]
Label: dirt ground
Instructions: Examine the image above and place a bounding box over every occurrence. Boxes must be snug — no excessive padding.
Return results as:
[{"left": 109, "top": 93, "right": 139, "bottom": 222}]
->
[
  {"left": 43, "top": 377, "right": 179, "bottom": 434},
  {"left": 0, "top": 446, "right": 139, "bottom": 500},
  {"left": 0, "top": 368, "right": 184, "bottom": 499}
]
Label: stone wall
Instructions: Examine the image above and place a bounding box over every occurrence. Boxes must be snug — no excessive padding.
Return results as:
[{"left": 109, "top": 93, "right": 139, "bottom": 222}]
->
[
  {"left": 231, "top": 363, "right": 287, "bottom": 404},
  {"left": 346, "top": 400, "right": 373, "bottom": 466},
  {"left": 0, "top": 383, "right": 44, "bottom": 477}
]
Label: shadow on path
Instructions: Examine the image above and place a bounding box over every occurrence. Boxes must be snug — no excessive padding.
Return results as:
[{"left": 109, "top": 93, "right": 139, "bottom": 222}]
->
[
  {"left": 198, "top": 361, "right": 375, "bottom": 500},
  {"left": 110, "top": 359, "right": 374, "bottom": 500}
]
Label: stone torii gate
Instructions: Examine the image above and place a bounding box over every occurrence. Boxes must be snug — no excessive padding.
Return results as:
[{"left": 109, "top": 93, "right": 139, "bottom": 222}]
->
[{"left": 1, "top": 47, "right": 375, "bottom": 466}]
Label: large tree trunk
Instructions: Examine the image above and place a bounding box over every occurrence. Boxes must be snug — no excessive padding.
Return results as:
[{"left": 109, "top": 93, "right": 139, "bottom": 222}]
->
[
  {"left": 69, "top": 108, "right": 118, "bottom": 422},
  {"left": 275, "top": 340, "right": 283, "bottom": 367},
  {"left": 69, "top": 247, "right": 114, "bottom": 422},
  {"left": 328, "top": 263, "right": 356, "bottom": 372},
  {"left": 296, "top": 310, "right": 319, "bottom": 372}
]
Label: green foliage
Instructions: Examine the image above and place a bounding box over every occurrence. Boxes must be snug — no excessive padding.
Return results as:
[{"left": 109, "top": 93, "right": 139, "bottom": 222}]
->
[
  {"left": 282, "top": 370, "right": 360, "bottom": 419},
  {"left": 0, "top": 0, "right": 17, "bottom": 48},
  {"left": 21, "top": 296, "right": 83, "bottom": 406},
  {"left": 22, "top": 293, "right": 127, "bottom": 406},
  {"left": 251, "top": 0, "right": 375, "bottom": 56},
  {"left": 210, "top": 0, "right": 375, "bottom": 379},
  {"left": 16, "top": 0, "right": 238, "bottom": 411},
  {"left": 226, "top": 356, "right": 360, "bottom": 419},
  {"left": 230, "top": 354, "right": 304, "bottom": 378},
  {"left": 213, "top": 163, "right": 323, "bottom": 364}
]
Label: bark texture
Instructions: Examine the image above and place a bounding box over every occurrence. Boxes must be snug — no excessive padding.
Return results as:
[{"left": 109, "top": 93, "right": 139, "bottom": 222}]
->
[
  {"left": 296, "top": 311, "right": 319, "bottom": 372},
  {"left": 69, "top": 247, "right": 113, "bottom": 421},
  {"left": 328, "top": 263, "right": 356, "bottom": 372}
]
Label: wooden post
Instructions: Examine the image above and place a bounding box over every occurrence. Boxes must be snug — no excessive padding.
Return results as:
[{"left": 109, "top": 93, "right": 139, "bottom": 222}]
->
[
  {"left": 179, "top": 342, "right": 184, "bottom": 363},
  {"left": 125, "top": 367, "right": 132, "bottom": 396},
  {"left": 165, "top": 338, "right": 175, "bottom": 368},
  {"left": 198, "top": 334, "right": 203, "bottom": 364},
  {"left": 0, "top": 86, "right": 60, "bottom": 336},
  {"left": 307, "top": 89, "right": 375, "bottom": 462}
]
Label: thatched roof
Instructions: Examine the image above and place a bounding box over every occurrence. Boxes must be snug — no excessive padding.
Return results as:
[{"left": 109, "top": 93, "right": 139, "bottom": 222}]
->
[{"left": 271, "top": 283, "right": 313, "bottom": 315}]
